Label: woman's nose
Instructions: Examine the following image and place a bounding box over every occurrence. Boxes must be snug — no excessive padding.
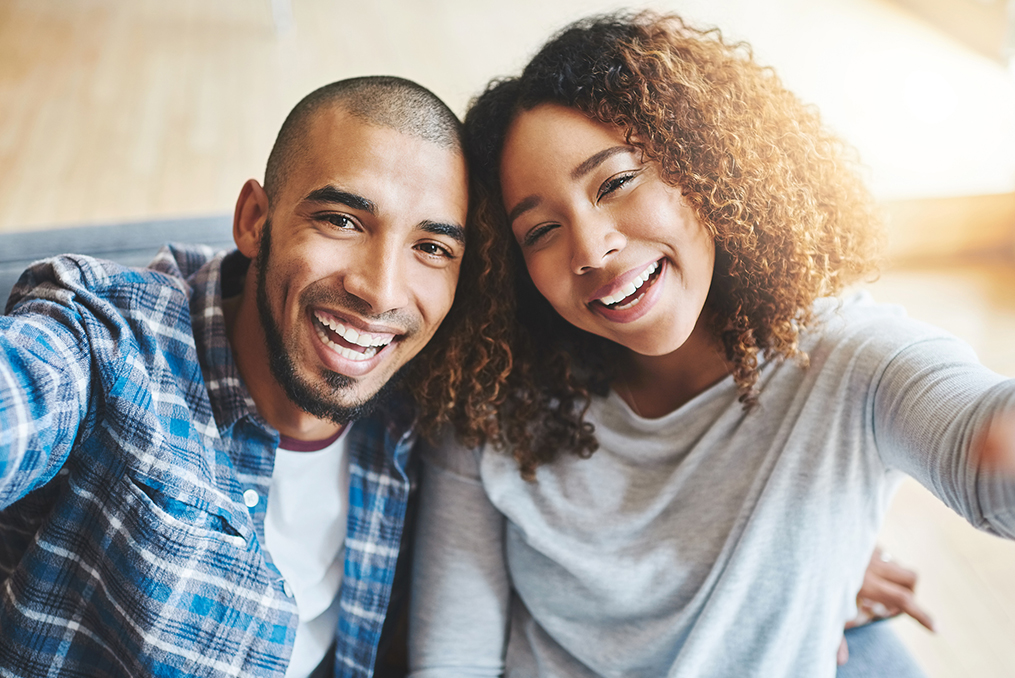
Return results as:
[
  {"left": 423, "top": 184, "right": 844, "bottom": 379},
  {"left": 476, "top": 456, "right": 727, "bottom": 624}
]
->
[{"left": 570, "top": 218, "right": 626, "bottom": 274}]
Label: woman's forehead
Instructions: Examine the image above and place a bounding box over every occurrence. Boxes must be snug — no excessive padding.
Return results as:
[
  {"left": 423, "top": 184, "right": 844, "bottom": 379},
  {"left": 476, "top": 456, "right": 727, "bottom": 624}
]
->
[{"left": 501, "top": 105, "right": 630, "bottom": 176}]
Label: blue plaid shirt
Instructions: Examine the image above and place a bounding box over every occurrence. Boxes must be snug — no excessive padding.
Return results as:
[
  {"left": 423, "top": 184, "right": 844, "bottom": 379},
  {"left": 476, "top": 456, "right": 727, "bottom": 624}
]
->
[{"left": 0, "top": 245, "right": 416, "bottom": 677}]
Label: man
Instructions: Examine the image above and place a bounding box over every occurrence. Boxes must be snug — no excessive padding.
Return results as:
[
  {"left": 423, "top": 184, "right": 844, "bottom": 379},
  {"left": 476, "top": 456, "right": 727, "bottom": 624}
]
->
[{"left": 0, "top": 77, "right": 472, "bottom": 677}]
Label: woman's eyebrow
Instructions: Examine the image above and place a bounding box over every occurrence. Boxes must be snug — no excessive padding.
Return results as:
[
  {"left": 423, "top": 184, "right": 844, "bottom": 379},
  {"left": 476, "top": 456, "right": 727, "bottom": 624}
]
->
[
  {"left": 507, "top": 146, "right": 636, "bottom": 226},
  {"left": 571, "top": 145, "right": 635, "bottom": 180},
  {"left": 507, "top": 195, "right": 541, "bottom": 226}
]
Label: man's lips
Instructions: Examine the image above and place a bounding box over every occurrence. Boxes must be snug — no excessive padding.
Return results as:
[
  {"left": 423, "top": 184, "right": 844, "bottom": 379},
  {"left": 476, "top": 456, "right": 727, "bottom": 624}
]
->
[
  {"left": 588, "top": 259, "right": 662, "bottom": 308},
  {"left": 311, "top": 309, "right": 399, "bottom": 362}
]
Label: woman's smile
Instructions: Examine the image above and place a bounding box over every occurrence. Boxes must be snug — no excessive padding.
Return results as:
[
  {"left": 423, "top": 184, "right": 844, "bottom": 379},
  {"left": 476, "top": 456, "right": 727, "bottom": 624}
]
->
[
  {"left": 589, "top": 259, "right": 660, "bottom": 307},
  {"left": 586, "top": 258, "right": 665, "bottom": 323}
]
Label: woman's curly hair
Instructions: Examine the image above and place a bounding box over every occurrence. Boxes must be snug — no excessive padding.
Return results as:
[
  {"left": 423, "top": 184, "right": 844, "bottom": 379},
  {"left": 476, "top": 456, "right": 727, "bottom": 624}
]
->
[
  {"left": 450, "top": 10, "right": 883, "bottom": 478},
  {"left": 399, "top": 153, "right": 516, "bottom": 446}
]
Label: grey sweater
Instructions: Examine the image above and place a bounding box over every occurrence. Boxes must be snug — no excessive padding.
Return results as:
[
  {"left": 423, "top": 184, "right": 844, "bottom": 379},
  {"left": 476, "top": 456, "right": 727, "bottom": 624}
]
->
[{"left": 408, "top": 295, "right": 1015, "bottom": 678}]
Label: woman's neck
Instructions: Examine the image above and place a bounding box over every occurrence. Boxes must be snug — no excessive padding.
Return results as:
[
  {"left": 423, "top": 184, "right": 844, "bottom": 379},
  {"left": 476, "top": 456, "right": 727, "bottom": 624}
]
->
[{"left": 613, "top": 317, "right": 731, "bottom": 419}]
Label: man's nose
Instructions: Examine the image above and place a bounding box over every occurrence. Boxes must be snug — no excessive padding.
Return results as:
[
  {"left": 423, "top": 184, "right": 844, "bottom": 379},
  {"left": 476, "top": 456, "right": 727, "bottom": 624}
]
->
[
  {"left": 342, "top": 240, "right": 410, "bottom": 313},
  {"left": 570, "top": 216, "right": 626, "bottom": 274}
]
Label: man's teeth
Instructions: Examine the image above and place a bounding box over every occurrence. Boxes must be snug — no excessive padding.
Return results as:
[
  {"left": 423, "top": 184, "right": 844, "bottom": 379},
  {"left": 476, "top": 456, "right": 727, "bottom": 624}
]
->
[
  {"left": 313, "top": 311, "right": 390, "bottom": 347},
  {"left": 598, "top": 261, "right": 659, "bottom": 306},
  {"left": 315, "top": 325, "right": 379, "bottom": 361},
  {"left": 313, "top": 311, "right": 392, "bottom": 362}
]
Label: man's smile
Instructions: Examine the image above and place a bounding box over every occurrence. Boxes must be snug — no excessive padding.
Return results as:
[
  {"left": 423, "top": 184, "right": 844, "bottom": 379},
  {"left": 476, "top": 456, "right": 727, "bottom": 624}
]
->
[
  {"left": 309, "top": 308, "right": 401, "bottom": 367},
  {"left": 311, "top": 309, "right": 397, "bottom": 361}
]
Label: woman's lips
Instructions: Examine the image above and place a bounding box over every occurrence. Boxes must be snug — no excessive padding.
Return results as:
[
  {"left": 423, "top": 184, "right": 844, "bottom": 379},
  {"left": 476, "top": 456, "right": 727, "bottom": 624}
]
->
[
  {"left": 588, "top": 259, "right": 666, "bottom": 323},
  {"left": 588, "top": 259, "right": 663, "bottom": 308}
]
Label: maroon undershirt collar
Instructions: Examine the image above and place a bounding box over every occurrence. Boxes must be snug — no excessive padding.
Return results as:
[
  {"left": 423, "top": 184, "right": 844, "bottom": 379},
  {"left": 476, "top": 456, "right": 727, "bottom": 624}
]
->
[{"left": 277, "top": 425, "right": 346, "bottom": 452}]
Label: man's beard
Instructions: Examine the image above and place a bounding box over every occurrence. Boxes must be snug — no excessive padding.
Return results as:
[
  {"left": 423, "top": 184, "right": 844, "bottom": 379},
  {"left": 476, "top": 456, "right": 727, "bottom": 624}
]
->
[{"left": 253, "top": 218, "right": 398, "bottom": 426}]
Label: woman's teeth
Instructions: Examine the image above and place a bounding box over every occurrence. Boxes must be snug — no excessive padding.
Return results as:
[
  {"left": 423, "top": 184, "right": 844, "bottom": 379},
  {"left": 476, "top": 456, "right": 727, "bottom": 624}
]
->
[
  {"left": 313, "top": 311, "right": 390, "bottom": 362},
  {"left": 597, "top": 261, "right": 659, "bottom": 307}
]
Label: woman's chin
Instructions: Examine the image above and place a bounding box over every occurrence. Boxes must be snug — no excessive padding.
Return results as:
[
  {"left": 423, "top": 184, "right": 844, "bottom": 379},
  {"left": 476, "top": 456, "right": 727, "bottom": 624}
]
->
[{"left": 605, "top": 327, "right": 694, "bottom": 358}]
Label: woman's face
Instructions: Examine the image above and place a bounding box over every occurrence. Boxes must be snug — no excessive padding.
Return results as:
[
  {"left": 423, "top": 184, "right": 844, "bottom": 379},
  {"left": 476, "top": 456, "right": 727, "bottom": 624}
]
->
[{"left": 500, "top": 104, "right": 715, "bottom": 357}]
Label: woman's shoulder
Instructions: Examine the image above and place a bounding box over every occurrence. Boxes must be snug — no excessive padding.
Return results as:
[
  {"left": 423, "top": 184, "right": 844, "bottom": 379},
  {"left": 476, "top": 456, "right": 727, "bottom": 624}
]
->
[
  {"left": 418, "top": 427, "right": 487, "bottom": 481},
  {"left": 810, "top": 291, "right": 951, "bottom": 343},
  {"left": 801, "top": 291, "right": 975, "bottom": 369}
]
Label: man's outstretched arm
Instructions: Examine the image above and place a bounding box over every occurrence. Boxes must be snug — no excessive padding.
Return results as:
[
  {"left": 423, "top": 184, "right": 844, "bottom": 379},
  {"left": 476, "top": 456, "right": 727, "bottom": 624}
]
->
[{"left": 1, "top": 285, "right": 94, "bottom": 509}]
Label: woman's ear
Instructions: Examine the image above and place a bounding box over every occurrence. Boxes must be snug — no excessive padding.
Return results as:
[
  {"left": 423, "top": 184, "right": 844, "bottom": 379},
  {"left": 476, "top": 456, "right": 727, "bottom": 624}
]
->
[{"left": 233, "top": 179, "right": 269, "bottom": 259}]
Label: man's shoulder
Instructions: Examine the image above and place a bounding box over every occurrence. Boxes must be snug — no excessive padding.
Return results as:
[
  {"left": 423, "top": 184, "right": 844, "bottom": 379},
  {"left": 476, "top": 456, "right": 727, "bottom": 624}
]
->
[
  {"left": 349, "top": 395, "right": 419, "bottom": 453},
  {"left": 6, "top": 243, "right": 224, "bottom": 312},
  {"left": 147, "top": 243, "right": 223, "bottom": 282}
]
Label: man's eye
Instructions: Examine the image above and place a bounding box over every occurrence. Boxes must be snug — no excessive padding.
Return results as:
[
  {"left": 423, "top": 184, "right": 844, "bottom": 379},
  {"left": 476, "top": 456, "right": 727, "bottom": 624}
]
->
[
  {"left": 417, "top": 242, "right": 453, "bottom": 258},
  {"left": 323, "top": 214, "right": 356, "bottom": 229}
]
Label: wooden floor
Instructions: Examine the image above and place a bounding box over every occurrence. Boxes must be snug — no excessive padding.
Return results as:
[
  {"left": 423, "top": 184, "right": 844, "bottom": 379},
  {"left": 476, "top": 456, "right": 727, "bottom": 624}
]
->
[{"left": 1, "top": 1, "right": 1013, "bottom": 676}]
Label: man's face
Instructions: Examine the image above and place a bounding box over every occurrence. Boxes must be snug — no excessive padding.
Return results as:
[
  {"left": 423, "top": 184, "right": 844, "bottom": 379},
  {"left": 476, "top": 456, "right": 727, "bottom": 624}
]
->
[{"left": 252, "top": 109, "right": 468, "bottom": 424}]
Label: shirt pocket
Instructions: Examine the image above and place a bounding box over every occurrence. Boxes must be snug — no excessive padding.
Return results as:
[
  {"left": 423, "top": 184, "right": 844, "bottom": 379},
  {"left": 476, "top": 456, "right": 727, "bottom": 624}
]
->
[{"left": 123, "top": 470, "right": 251, "bottom": 550}]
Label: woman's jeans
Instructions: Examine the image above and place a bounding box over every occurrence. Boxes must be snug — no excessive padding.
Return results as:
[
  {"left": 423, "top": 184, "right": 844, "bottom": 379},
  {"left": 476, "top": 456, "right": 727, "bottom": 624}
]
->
[{"left": 837, "top": 621, "right": 926, "bottom": 678}]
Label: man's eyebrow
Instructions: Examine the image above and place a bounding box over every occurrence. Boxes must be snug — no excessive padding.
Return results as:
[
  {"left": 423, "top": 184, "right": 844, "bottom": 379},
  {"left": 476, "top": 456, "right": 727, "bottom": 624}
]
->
[
  {"left": 507, "top": 195, "right": 540, "bottom": 226},
  {"left": 303, "top": 186, "right": 376, "bottom": 214},
  {"left": 420, "top": 220, "right": 466, "bottom": 244},
  {"left": 571, "top": 145, "right": 635, "bottom": 180}
]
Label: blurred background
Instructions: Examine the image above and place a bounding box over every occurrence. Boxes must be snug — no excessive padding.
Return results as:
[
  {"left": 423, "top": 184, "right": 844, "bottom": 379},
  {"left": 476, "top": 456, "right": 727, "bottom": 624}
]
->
[{"left": 0, "top": 0, "right": 1013, "bottom": 675}]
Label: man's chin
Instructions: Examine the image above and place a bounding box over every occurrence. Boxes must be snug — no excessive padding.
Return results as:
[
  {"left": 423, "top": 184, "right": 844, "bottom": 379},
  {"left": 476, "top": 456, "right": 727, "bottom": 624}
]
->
[{"left": 284, "top": 366, "right": 403, "bottom": 427}]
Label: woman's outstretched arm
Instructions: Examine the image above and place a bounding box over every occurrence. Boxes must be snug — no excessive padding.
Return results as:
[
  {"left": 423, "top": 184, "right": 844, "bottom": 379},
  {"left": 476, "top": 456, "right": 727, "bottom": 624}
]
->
[{"left": 873, "top": 332, "right": 1015, "bottom": 538}]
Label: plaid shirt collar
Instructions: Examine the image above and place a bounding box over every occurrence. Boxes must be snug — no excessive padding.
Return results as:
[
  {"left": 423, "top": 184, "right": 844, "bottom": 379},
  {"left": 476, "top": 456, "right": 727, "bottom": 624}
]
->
[{"left": 184, "top": 248, "right": 260, "bottom": 435}]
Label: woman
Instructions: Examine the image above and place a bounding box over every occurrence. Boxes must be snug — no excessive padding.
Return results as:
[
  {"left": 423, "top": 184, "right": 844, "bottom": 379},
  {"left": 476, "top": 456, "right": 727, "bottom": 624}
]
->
[{"left": 410, "top": 12, "right": 1015, "bottom": 678}]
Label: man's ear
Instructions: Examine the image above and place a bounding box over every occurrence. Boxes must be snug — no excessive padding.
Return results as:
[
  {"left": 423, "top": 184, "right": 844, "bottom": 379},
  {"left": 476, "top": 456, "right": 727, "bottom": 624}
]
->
[{"left": 233, "top": 179, "right": 269, "bottom": 259}]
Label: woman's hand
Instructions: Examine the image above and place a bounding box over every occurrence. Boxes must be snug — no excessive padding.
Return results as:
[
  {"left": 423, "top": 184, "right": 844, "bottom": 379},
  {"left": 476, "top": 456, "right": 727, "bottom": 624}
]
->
[
  {"left": 977, "top": 412, "right": 1015, "bottom": 474},
  {"left": 837, "top": 547, "right": 935, "bottom": 665}
]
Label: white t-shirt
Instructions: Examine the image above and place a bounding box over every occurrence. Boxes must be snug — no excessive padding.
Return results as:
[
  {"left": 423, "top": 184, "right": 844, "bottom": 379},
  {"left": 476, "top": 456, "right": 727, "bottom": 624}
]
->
[{"left": 265, "top": 427, "right": 351, "bottom": 678}]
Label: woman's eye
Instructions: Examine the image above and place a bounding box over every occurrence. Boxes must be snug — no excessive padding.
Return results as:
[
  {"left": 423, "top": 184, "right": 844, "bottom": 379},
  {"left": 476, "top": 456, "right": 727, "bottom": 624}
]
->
[
  {"left": 522, "top": 224, "right": 558, "bottom": 247},
  {"left": 596, "top": 173, "right": 636, "bottom": 201}
]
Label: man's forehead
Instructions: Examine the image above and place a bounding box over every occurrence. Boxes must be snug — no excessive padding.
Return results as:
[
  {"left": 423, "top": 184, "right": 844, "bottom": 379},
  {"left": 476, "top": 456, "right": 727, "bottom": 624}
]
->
[
  {"left": 298, "top": 107, "right": 463, "bottom": 178},
  {"left": 283, "top": 108, "right": 468, "bottom": 221}
]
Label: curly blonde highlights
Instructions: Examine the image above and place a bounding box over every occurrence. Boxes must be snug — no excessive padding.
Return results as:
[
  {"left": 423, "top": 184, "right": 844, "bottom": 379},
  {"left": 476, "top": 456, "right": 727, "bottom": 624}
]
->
[{"left": 457, "top": 11, "right": 883, "bottom": 477}]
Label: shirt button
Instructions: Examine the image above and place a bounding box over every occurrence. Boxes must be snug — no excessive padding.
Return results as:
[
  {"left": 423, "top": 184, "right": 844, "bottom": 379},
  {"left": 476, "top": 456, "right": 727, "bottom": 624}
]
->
[
  {"left": 243, "top": 489, "right": 259, "bottom": 508},
  {"left": 282, "top": 580, "right": 294, "bottom": 598}
]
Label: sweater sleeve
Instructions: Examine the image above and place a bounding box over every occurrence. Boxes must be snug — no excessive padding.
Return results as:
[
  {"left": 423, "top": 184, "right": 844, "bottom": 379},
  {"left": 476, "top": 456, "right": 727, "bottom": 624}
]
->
[
  {"left": 873, "top": 334, "right": 1015, "bottom": 538},
  {"left": 408, "top": 438, "right": 511, "bottom": 678}
]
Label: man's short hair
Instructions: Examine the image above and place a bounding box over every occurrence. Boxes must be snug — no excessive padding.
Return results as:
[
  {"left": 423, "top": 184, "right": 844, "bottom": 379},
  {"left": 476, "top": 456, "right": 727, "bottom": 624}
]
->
[{"left": 264, "top": 76, "right": 463, "bottom": 204}]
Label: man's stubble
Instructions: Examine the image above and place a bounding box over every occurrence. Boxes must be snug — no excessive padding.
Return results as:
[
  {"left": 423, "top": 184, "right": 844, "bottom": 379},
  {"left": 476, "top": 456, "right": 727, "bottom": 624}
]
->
[{"left": 253, "top": 218, "right": 400, "bottom": 427}]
